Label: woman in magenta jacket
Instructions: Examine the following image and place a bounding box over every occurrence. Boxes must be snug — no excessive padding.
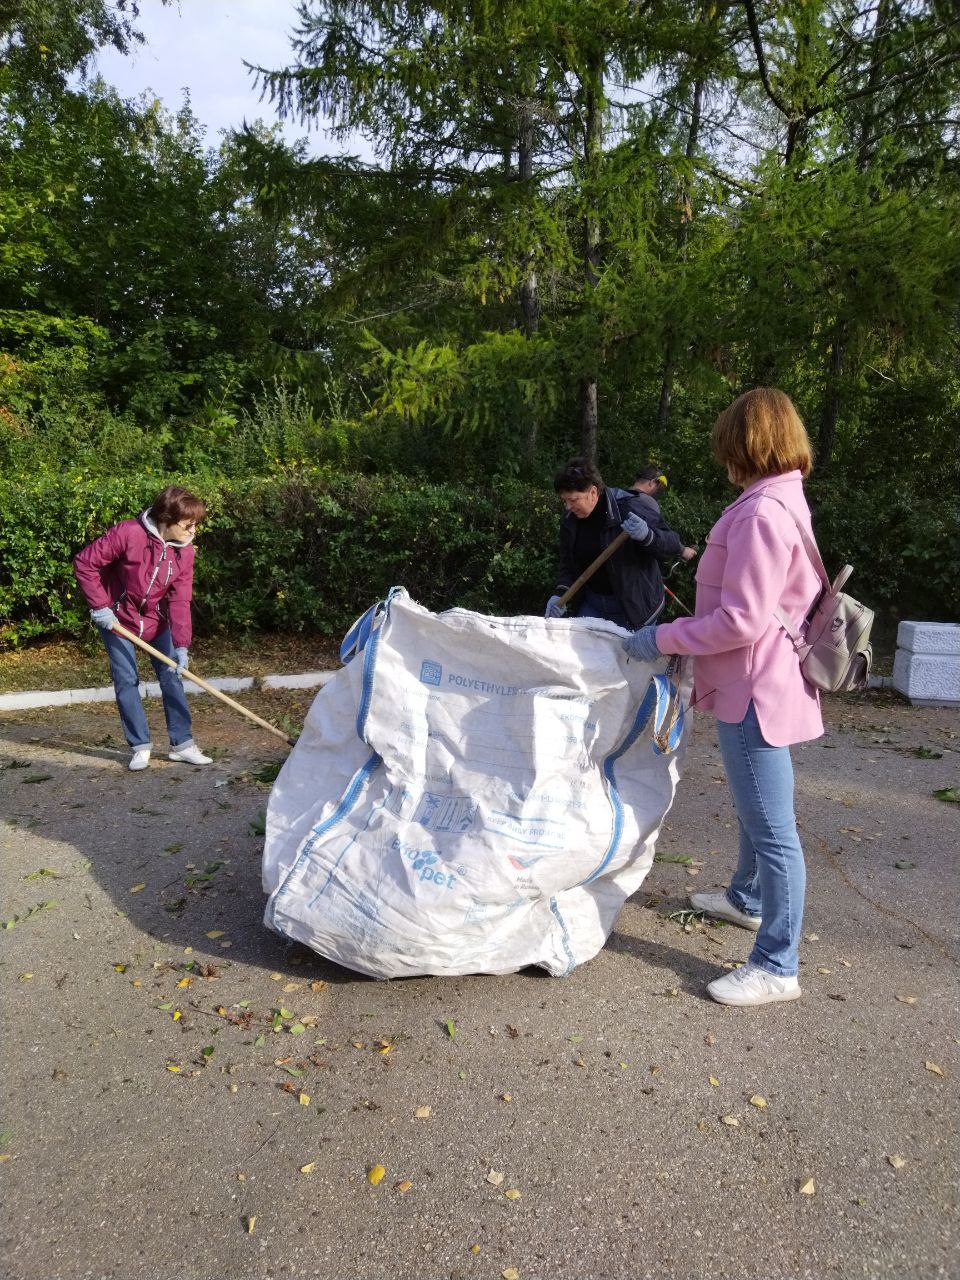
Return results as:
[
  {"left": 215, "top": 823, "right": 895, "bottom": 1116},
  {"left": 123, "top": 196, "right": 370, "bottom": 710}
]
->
[
  {"left": 625, "top": 388, "right": 823, "bottom": 1007},
  {"left": 73, "top": 486, "right": 213, "bottom": 772}
]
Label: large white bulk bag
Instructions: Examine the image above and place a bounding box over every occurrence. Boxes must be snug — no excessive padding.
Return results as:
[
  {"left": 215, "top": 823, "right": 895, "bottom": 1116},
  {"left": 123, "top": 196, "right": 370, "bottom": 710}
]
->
[{"left": 262, "top": 588, "right": 689, "bottom": 978}]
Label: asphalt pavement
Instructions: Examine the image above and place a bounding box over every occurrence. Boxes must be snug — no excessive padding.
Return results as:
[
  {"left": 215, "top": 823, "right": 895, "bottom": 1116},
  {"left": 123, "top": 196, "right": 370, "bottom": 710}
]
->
[{"left": 1, "top": 685, "right": 957, "bottom": 1280}]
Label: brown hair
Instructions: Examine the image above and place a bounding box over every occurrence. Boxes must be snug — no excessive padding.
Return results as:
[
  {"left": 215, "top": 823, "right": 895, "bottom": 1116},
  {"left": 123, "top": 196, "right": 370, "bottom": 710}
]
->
[
  {"left": 711, "top": 388, "right": 813, "bottom": 484},
  {"left": 150, "top": 486, "right": 207, "bottom": 527}
]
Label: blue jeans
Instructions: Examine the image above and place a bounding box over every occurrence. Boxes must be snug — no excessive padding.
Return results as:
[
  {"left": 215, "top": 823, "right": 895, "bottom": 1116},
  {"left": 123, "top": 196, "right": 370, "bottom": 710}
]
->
[
  {"left": 99, "top": 626, "right": 193, "bottom": 751},
  {"left": 715, "top": 702, "right": 806, "bottom": 977},
  {"left": 577, "top": 590, "right": 630, "bottom": 627}
]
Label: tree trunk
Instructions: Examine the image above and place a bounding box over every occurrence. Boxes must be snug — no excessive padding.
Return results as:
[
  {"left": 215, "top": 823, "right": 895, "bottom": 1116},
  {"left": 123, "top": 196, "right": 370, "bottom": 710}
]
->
[
  {"left": 818, "top": 320, "right": 846, "bottom": 471},
  {"left": 517, "top": 103, "right": 539, "bottom": 341},
  {"left": 658, "top": 76, "right": 704, "bottom": 434},
  {"left": 517, "top": 98, "right": 540, "bottom": 466},
  {"left": 579, "top": 377, "right": 598, "bottom": 463},
  {"left": 579, "top": 61, "right": 603, "bottom": 461},
  {"left": 819, "top": 0, "right": 890, "bottom": 470}
]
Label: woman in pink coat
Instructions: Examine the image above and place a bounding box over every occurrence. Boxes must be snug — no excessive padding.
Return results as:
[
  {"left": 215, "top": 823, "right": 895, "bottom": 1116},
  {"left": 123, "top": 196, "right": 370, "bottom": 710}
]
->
[
  {"left": 73, "top": 486, "right": 213, "bottom": 772},
  {"left": 624, "top": 388, "right": 823, "bottom": 1006}
]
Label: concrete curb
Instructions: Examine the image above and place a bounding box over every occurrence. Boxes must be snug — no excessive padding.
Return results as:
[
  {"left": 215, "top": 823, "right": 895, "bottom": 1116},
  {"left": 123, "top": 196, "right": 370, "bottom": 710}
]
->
[
  {"left": 0, "top": 668, "right": 903, "bottom": 711},
  {"left": 0, "top": 670, "right": 337, "bottom": 712}
]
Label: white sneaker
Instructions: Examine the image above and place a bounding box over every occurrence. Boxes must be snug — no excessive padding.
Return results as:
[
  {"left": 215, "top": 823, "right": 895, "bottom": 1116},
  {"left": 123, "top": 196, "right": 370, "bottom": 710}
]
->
[
  {"left": 128, "top": 749, "right": 151, "bottom": 772},
  {"left": 707, "top": 963, "right": 801, "bottom": 1007},
  {"left": 168, "top": 744, "right": 213, "bottom": 766},
  {"left": 690, "top": 891, "right": 761, "bottom": 931}
]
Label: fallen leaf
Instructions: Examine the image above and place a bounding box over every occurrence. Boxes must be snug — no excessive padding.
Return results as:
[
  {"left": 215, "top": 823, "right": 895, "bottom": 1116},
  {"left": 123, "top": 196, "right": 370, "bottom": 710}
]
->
[
  {"left": 749, "top": 1095, "right": 767, "bottom": 1109},
  {"left": 415, "top": 1106, "right": 431, "bottom": 1119},
  {"left": 502, "top": 1269, "right": 520, "bottom": 1280},
  {"left": 924, "top": 1061, "right": 945, "bottom": 1077},
  {"left": 887, "top": 1154, "right": 907, "bottom": 1169},
  {"left": 817, "top": 967, "right": 833, "bottom": 975},
  {"left": 504, "top": 1188, "right": 521, "bottom": 1201},
  {"left": 172, "top": 1010, "right": 182, "bottom": 1021},
  {"left": 500, "top": 1093, "right": 513, "bottom": 1102},
  {"left": 396, "top": 1180, "right": 413, "bottom": 1193},
  {"left": 445, "top": 1019, "right": 456, "bottom": 1039},
  {"left": 298, "top": 1092, "right": 310, "bottom": 1106},
  {"left": 894, "top": 860, "right": 916, "bottom": 870},
  {"left": 269, "top": 973, "right": 282, "bottom": 981},
  {"left": 704, "top": 1033, "right": 716, "bottom": 1046},
  {"left": 469, "top": 1245, "right": 481, "bottom": 1255},
  {"left": 282, "top": 982, "right": 302, "bottom": 992},
  {"left": 310, "top": 980, "right": 326, "bottom": 993},
  {"left": 176, "top": 977, "right": 191, "bottom": 988},
  {"left": 798, "top": 1178, "right": 816, "bottom": 1195},
  {"left": 895, "top": 995, "right": 918, "bottom": 1005},
  {"left": 803, "top": 933, "right": 820, "bottom": 942},
  {"left": 253, "top": 1034, "right": 266, "bottom": 1048},
  {"left": 300, "top": 1162, "right": 317, "bottom": 1174},
  {"left": 367, "top": 1164, "right": 386, "bottom": 1186},
  {"left": 708, "top": 1076, "right": 720, "bottom": 1087},
  {"left": 165, "top": 1064, "right": 181, "bottom": 1073},
  {"left": 206, "top": 930, "right": 225, "bottom": 940},
  {"left": 720, "top": 1115, "right": 739, "bottom": 1127},
  {"left": 128, "top": 884, "right": 145, "bottom": 893},
  {"left": 486, "top": 1169, "right": 505, "bottom": 1186},
  {"left": 663, "top": 986, "right": 680, "bottom": 998},
  {"left": 246, "top": 1215, "right": 256, "bottom": 1234}
]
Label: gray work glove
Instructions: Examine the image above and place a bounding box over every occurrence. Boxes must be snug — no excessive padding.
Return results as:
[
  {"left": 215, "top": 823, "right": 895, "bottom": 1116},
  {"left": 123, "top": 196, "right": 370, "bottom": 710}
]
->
[
  {"left": 90, "top": 606, "right": 117, "bottom": 630},
  {"left": 174, "top": 647, "right": 189, "bottom": 675},
  {"left": 545, "top": 595, "right": 567, "bottom": 619},
  {"left": 621, "top": 512, "right": 651, "bottom": 542},
  {"left": 622, "top": 626, "right": 662, "bottom": 663}
]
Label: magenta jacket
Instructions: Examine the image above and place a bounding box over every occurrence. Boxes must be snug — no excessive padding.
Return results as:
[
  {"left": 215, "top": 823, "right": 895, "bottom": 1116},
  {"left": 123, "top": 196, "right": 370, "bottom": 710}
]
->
[
  {"left": 655, "top": 471, "right": 823, "bottom": 747},
  {"left": 73, "top": 511, "right": 195, "bottom": 648}
]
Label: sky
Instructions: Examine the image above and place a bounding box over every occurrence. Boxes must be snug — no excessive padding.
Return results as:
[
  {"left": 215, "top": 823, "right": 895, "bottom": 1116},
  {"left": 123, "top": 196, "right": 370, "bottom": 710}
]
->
[{"left": 89, "top": 0, "right": 331, "bottom": 150}]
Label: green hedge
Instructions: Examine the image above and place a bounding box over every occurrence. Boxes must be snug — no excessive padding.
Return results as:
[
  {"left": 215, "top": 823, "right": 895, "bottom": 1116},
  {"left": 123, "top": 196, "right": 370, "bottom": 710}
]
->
[
  {"left": 0, "top": 468, "right": 955, "bottom": 649},
  {"left": 0, "top": 470, "right": 558, "bottom": 646}
]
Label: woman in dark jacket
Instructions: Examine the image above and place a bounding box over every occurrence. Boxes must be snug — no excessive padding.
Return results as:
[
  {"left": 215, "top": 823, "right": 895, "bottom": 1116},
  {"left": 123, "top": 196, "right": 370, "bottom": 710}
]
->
[
  {"left": 545, "top": 458, "right": 691, "bottom": 627},
  {"left": 73, "top": 485, "right": 213, "bottom": 772}
]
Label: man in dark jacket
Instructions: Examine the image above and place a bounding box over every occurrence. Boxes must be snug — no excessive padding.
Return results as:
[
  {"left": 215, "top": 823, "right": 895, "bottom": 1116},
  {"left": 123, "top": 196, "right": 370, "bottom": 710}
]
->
[{"left": 545, "top": 458, "right": 687, "bottom": 627}]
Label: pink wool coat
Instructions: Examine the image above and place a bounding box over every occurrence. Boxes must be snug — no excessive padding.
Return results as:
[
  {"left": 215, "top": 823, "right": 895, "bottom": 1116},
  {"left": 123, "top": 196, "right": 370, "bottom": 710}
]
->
[{"left": 655, "top": 471, "right": 824, "bottom": 747}]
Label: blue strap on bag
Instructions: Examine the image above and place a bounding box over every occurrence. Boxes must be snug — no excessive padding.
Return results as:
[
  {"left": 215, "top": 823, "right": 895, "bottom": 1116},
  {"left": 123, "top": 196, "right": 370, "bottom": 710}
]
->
[
  {"left": 650, "top": 656, "right": 686, "bottom": 755},
  {"left": 339, "top": 600, "right": 386, "bottom": 665}
]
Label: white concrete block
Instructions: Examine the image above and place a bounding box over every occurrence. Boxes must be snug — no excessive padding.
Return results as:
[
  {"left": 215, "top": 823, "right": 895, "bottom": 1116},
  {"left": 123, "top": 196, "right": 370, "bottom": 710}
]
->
[
  {"left": 260, "top": 671, "right": 335, "bottom": 690},
  {"left": 892, "top": 649, "right": 960, "bottom": 705},
  {"left": 896, "top": 621, "right": 960, "bottom": 655},
  {"left": 0, "top": 685, "right": 115, "bottom": 711},
  {"left": 1, "top": 674, "right": 253, "bottom": 711},
  {"left": 178, "top": 676, "right": 254, "bottom": 695}
]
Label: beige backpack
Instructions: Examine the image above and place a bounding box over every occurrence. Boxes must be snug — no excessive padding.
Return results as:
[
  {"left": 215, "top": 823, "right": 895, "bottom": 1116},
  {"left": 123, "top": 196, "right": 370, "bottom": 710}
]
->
[{"left": 770, "top": 501, "right": 874, "bottom": 694}]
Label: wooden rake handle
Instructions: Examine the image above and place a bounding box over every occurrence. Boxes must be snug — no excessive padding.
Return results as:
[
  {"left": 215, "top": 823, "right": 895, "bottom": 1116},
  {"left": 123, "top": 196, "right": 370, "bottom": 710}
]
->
[
  {"left": 111, "top": 622, "right": 295, "bottom": 746},
  {"left": 556, "top": 529, "right": 630, "bottom": 609}
]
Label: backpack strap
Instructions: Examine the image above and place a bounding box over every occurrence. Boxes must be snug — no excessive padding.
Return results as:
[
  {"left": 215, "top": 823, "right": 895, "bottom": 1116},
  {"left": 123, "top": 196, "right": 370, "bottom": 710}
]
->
[{"left": 754, "top": 493, "right": 830, "bottom": 653}]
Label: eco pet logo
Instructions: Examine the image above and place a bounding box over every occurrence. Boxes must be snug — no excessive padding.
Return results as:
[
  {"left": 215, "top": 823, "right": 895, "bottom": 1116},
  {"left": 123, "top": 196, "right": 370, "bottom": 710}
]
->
[
  {"left": 419, "top": 659, "right": 442, "bottom": 686},
  {"left": 391, "top": 836, "right": 461, "bottom": 890}
]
